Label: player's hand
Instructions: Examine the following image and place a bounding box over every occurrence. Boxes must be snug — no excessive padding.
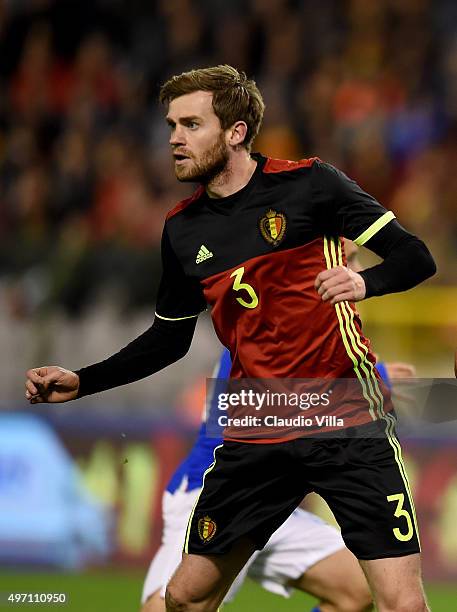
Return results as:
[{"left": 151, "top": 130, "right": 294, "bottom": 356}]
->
[
  {"left": 385, "top": 362, "right": 416, "bottom": 379},
  {"left": 386, "top": 362, "right": 416, "bottom": 408},
  {"left": 455, "top": 350, "right": 457, "bottom": 378},
  {"left": 314, "top": 266, "right": 366, "bottom": 305},
  {"left": 25, "top": 366, "right": 79, "bottom": 403}
]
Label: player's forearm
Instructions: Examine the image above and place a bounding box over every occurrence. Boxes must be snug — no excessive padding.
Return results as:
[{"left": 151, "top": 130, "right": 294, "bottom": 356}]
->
[
  {"left": 360, "top": 224, "right": 436, "bottom": 298},
  {"left": 76, "top": 317, "right": 197, "bottom": 398}
]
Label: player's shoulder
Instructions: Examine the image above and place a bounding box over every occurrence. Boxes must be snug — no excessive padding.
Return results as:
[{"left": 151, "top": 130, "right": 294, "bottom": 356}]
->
[
  {"left": 166, "top": 186, "right": 206, "bottom": 222},
  {"left": 260, "top": 155, "right": 347, "bottom": 192},
  {"left": 261, "top": 155, "right": 321, "bottom": 175},
  {"left": 309, "top": 159, "right": 355, "bottom": 193},
  {"left": 260, "top": 155, "right": 344, "bottom": 178}
]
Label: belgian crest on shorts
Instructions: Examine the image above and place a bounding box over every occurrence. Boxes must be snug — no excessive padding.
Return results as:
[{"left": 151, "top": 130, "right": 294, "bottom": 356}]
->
[
  {"left": 259, "top": 209, "right": 286, "bottom": 246},
  {"left": 198, "top": 515, "right": 217, "bottom": 543}
]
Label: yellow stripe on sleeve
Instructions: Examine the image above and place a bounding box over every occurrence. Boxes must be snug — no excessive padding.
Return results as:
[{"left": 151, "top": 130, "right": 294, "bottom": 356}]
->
[
  {"left": 353, "top": 211, "right": 396, "bottom": 246},
  {"left": 154, "top": 311, "right": 200, "bottom": 322}
]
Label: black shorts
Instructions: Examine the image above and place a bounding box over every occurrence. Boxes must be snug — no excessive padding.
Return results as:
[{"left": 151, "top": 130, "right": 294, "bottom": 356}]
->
[{"left": 184, "top": 423, "right": 420, "bottom": 560}]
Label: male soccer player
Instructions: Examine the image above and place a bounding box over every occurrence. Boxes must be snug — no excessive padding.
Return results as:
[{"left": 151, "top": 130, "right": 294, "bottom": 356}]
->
[
  {"left": 142, "top": 241, "right": 416, "bottom": 612},
  {"left": 25, "top": 66, "right": 436, "bottom": 611}
]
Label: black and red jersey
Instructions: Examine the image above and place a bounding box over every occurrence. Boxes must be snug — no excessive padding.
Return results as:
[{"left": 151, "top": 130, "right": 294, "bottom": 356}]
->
[{"left": 155, "top": 154, "right": 396, "bottom": 434}]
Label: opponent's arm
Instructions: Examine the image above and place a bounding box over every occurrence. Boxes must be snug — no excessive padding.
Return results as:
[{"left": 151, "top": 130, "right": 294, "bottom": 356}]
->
[{"left": 25, "top": 316, "right": 197, "bottom": 403}]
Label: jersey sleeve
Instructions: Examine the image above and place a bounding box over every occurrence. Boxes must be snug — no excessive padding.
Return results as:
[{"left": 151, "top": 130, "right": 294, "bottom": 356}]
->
[
  {"left": 155, "top": 224, "right": 207, "bottom": 321},
  {"left": 312, "top": 161, "right": 396, "bottom": 244}
]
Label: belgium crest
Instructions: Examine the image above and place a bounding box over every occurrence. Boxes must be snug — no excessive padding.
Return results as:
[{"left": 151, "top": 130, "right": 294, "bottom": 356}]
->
[
  {"left": 198, "top": 515, "right": 217, "bottom": 543},
  {"left": 259, "top": 209, "right": 286, "bottom": 246}
]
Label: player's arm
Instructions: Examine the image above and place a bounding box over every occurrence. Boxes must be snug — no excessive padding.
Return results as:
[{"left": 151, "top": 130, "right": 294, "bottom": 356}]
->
[
  {"left": 356, "top": 220, "right": 436, "bottom": 298},
  {"left": 313, "top": 162, "right": 436, "bottom": 304},
  {"left": 25, "top": 317, "right": 197, "bottom": 403},
  {"left": 25, "top": 225, "right": 205, "bottom": 403}
]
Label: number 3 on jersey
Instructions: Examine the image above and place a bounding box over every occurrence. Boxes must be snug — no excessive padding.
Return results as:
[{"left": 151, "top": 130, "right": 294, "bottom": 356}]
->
[
  {"left": 230, "top": 267, "right": 259, "bottom": 309},
  {"left": 387, "top": 493, "right": 414, "bottom": 542}
]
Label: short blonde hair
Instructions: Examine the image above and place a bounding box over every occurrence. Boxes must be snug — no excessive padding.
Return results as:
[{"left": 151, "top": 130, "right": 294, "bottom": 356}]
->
[{"left": 160, "top": 65, "right": 265, "bottom": 151}]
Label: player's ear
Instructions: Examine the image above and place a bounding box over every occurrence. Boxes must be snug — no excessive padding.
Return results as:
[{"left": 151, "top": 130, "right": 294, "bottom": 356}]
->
[{"left": 228, "top": 121, "right": 248, "bottom": 148}]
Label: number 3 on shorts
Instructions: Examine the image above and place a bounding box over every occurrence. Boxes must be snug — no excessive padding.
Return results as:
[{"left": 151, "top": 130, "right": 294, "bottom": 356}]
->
[
  {"left": 230, "top": 267, "right": 259, "bottom": 309},
  {"left": 387, "top": 493, "right": 414, "bottom": 542}
]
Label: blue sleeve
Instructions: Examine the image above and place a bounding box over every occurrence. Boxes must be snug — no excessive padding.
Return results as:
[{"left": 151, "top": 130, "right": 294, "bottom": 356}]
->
[
  {"left": 166, "top": 349, "right": 232, "bottom": 493},
  {"left": 376, "top": 362, "right": 391, "bottom": 388},
  {"left": 216, "top": 349, "right": 232, "bottom": 379}
]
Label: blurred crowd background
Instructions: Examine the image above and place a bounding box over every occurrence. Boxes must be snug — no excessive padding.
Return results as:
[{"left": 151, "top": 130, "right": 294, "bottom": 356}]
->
[{"left": 0, "top": 0, "right": 456, "bottom": 406}]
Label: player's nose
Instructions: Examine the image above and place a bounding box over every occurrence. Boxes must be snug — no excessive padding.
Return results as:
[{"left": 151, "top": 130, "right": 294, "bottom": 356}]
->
[{"left": 170, "top": 126, "right": 185, "bottom": 146}]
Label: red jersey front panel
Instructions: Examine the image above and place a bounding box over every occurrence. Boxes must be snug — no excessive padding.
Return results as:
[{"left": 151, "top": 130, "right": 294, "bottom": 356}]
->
[{"left": 155, "top": 154, "right": 395, "bottom": 439}]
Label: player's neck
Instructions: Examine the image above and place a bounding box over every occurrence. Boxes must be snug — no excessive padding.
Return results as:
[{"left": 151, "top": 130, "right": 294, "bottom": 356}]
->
[{"left": 205, "top": 152, "right": 257, "bottom": 199}]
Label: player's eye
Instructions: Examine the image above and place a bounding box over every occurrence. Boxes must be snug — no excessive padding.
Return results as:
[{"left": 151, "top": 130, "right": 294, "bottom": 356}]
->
[{"left": 188, "top": 121, "right": 199, "bottom": 129}]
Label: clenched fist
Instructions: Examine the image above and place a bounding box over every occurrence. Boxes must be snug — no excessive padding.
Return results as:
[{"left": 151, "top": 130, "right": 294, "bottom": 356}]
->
[
  {"left": 315, "top": 265, "right": 366, "bottom": 305},
  {"left": 25, "top": 366, "right": 80, "bottom": 403}
]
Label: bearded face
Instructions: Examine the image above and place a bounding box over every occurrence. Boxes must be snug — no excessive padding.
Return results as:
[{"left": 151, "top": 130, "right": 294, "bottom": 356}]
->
[
  {"left": 167, "top": 91, "right": 233, "bottom": 186},
  {"left": 173, "top": 129, "right": 229, "bottom": 183}
]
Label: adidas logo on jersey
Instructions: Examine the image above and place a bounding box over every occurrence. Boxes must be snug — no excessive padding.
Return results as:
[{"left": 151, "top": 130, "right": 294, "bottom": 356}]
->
[{"left": 196, "top": 245, "right": 213, "bottom": 264}]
